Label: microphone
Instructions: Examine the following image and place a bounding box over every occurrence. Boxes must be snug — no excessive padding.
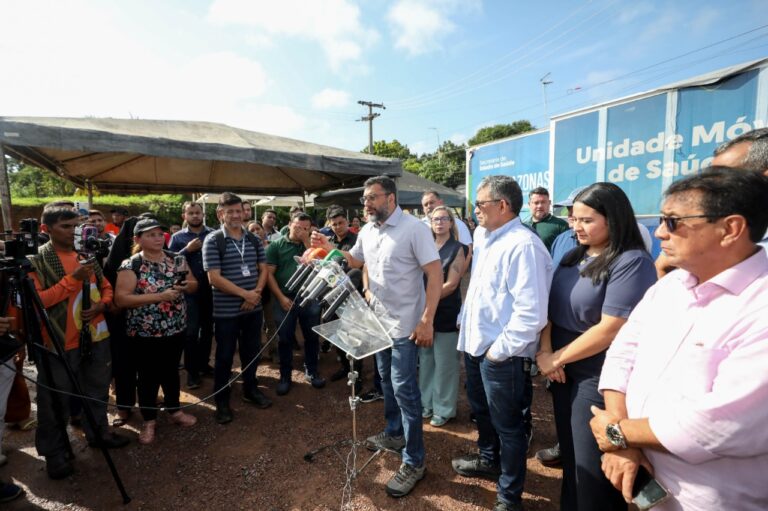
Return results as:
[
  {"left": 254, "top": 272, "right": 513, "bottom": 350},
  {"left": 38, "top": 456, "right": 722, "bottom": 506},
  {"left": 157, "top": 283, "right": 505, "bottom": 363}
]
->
[
  {"left": 298, "top": 251, "right": 346, "bottom": 307},
  {"left": 286, "top": 247, "right": 327, "bottom": 293}
]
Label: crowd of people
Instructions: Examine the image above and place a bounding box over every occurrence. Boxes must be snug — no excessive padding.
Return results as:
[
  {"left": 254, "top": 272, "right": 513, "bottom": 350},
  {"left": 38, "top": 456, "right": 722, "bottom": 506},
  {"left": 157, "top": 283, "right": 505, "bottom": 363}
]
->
[{"left": 0, "top": 128, "right": 766, "bottom": 509}]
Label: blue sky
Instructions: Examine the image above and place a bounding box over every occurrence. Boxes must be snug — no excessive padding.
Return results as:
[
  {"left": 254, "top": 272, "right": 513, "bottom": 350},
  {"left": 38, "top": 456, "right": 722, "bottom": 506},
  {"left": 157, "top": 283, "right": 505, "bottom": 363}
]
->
[{"left": 1, "top": 0, "right": 766, "bottom": 156}]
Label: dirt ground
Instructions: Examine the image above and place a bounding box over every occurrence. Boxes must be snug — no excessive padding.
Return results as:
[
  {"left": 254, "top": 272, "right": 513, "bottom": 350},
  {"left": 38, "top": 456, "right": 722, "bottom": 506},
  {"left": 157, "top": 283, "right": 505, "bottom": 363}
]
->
[{"left": 1, "top": 345, "right": 563, "bottom": 511}]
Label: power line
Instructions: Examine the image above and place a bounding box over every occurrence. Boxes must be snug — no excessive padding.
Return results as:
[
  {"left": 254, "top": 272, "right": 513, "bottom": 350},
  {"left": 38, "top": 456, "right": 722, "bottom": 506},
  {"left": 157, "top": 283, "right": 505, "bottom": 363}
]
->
[
  {"left": 386, "top": 0, "right": 610, "bottom": 107},
  {"left": 387, "top": 1, "right": 619, "bottom": 110}
]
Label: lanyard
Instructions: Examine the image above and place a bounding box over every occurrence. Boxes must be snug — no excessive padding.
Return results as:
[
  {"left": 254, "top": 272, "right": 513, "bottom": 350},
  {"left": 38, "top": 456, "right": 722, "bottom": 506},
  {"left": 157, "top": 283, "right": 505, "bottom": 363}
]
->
[{"left": 230, "top": 236, "right": 247, "bottom": 264}]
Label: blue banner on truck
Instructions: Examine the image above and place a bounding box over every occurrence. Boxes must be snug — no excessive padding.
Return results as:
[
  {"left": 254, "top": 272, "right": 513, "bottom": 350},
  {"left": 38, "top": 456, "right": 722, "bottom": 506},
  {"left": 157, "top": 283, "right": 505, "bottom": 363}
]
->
[
  {"left": 551, "top": 65, "right": 766, "bottom": 215},
  {"left": 466, "top": 129, "right": 550, "bottom": 216}
]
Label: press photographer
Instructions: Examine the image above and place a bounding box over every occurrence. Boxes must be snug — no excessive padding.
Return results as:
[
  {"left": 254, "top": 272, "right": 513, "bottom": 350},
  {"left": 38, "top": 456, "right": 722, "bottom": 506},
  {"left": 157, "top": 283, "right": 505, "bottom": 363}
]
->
[{"left": 28, "top": 207, "right": 128, "bottom": 480}]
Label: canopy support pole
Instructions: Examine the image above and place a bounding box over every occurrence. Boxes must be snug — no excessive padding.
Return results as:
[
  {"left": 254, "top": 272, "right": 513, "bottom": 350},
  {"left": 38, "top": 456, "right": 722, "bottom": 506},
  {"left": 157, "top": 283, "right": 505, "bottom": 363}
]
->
[
  {"left": 0, "top": 145, "right": 13, "bottom": 230},
  {"left": 86, "top": 180, "right": 93, "bottom": 209}
]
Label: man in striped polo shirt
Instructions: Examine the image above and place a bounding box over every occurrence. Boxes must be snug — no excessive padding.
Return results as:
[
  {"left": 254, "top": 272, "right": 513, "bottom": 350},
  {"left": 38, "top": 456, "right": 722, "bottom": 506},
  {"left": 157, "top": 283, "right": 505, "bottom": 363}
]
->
[{"left": 203, "top": 192, "right": 272, "bottom": 424}]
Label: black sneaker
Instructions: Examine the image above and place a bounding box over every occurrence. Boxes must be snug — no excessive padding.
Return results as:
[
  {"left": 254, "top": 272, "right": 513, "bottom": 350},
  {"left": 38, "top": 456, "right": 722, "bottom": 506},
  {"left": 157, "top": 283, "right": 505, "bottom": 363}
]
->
[
  {"left": 276, "top": 377, "right": 292, "bottom": 396},
  {"left": 186, "top": 376, "right": 202, "bottom": 390},
  {"left": 242, "top": 389, "right": 272, "bottom": 409},
  {"left": 359, "top": 389, "right": 384, "bottom": 403},
  {"left": 535, "top": 443, "right": 562, "bottom": 468},
  {"left": 46, "top": 455, "right": 74, "bottom": 480},
  {"left": 0, "top": 482, "right": 24, "bottom": 503},
  {"left": 202, "top": 364, "right": 215, "bottom": 376},
  {"left": 304, "top": 371, "right": 326, "bottom": 389},
  {"left": 451, "top": 453, "right": 501, "bottom": 480},
  {"left": 87, "top": 432, "right": 130, "bottom": 449},
  {"left": 214, "top": 404, "right": 234, "bottom": 425}
]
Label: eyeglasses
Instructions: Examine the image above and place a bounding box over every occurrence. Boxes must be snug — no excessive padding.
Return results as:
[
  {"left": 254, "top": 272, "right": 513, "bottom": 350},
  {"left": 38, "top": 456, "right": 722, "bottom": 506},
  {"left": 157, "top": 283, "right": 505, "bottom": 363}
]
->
[
  {"left": 475, "top": 199, "right": 502, "bottom": 208},
  {"left": 359, "top": 192, "right": 391, "bottom": 204},
  {"left": 431, "top": 217, "right": 451, "bottom": 224},
  {"left": 659, "top": 215, "right": 719, "bottom": 232}
]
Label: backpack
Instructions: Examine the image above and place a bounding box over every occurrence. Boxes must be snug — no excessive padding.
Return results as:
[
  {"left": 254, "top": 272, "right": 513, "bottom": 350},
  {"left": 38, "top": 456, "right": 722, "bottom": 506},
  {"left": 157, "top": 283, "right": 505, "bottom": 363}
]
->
[{"left": 211, "top": 229, "right": 262, "bottom": 262}]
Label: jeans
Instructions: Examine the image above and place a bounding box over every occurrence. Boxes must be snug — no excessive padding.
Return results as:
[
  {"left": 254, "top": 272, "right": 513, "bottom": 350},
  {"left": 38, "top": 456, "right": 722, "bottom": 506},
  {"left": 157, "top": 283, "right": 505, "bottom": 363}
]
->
[
  {"left": 464, "top": 353, "right": 530, "bottom": 505},
  {"left": 213, "top": 311, "right": 263, "bottom": 406},
  {"left": 376, "top": 336, "right": 424, "bottom": 468},
  {"left": 272, "top": 299, "right": 320, "bottom": 379},
  {"left": 184, "top": 288, "right": 213, "bottom": 379}
]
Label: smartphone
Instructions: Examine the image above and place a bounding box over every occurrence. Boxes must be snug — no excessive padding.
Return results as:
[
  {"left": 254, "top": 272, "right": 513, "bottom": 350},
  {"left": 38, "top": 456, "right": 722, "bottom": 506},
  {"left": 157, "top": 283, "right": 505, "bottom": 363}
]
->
[{"left": 632, "top": 465, "right": 670, "bottom": 509}]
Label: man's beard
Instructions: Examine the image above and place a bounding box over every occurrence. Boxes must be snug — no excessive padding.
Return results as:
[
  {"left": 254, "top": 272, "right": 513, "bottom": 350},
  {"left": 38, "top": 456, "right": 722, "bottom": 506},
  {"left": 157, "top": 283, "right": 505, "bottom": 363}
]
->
[
  {"left": 188, "top": 219, "right": 203, "bottom": 228},
  {"left": 368, "top": 205, "right": 390, "bottom": 224}
]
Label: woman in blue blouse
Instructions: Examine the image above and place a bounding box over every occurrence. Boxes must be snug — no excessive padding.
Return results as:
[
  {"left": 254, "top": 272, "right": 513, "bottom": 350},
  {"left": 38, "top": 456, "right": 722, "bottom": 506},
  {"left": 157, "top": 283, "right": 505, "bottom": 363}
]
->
[{"left": 536, "top": 183, "right": 656, "bottom": 511}]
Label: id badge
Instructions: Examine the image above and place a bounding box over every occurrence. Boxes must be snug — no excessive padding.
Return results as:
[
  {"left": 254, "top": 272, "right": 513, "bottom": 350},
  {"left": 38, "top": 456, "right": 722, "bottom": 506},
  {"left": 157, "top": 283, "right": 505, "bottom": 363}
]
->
[{"left": 241, "top": 264, "right": 251, "bottom": 277}]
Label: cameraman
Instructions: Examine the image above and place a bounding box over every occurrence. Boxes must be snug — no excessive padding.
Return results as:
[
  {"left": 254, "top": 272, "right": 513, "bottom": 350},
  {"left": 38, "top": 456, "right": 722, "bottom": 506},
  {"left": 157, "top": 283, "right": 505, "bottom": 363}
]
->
[{"left": 29, "top": 207, "right": 129, "bottom": 480}]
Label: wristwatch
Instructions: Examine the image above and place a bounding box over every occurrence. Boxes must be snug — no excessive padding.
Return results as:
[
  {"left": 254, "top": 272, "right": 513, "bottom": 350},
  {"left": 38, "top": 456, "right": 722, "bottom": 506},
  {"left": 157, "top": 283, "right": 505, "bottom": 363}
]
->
[{"left": 606, "top": 422, "right": 628, "bottom": 449}]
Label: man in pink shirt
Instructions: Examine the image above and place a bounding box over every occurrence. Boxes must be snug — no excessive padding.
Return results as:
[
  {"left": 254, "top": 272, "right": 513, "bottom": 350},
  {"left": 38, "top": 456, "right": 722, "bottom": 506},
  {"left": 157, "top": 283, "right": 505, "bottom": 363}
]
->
[{"left": 589, "top": 167, "right": 768, "bottom": 510}]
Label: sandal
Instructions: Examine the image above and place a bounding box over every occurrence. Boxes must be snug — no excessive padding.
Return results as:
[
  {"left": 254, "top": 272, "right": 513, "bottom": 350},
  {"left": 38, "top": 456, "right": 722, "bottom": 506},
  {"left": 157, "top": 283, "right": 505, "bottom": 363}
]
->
[
  {"left": 112, "top": 410, "right": 132, "bottom": 427},
  {"left": 139, "top": 421, "right": 156, "bottom": 445},
  {"left": 170, "top": 411, "right": 197, "bottom": 427},
  {"left": 12, "top": 417, "right": 37, "bottom": 431}
]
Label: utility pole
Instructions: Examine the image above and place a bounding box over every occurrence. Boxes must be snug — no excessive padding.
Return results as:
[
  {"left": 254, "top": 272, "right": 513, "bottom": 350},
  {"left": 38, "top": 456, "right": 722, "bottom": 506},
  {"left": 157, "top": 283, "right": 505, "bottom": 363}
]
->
[
  {"left": 540, "top": 72, "right": 553, "bottom": 122},
  {"left": 357, "top": 100, "right": 385, "bottom": 154}
]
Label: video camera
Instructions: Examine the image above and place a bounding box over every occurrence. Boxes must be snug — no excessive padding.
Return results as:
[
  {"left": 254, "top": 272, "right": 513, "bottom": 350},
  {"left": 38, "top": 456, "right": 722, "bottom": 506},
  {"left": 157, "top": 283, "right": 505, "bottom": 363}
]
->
[
  {"left": 0, "top": 218, "right": 39, "bottom": 268},
  {"left": 74, "top": 224, "right": 112, "bottom": 261}
]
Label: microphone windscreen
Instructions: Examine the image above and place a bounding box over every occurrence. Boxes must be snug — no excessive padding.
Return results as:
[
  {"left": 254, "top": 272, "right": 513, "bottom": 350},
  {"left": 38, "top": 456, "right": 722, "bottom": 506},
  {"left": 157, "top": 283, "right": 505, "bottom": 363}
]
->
[{"left": 346, "top": 268, "right": 362, "bottom": 289}]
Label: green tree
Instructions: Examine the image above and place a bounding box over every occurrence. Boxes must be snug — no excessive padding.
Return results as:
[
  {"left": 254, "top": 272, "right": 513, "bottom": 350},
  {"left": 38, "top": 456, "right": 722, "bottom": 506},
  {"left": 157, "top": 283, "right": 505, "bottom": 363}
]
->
[
  {"left": 8, "top": 161, "right": 76, "bottom": 197},
  {"left": 362, "top": 139, "right": 413, "bottom": 160},
  {"left": 467, "top": 120, "right": 535, "bottom": 147},
  {"left": 416, "top": 157, "right": 464, "bottom": 189}
]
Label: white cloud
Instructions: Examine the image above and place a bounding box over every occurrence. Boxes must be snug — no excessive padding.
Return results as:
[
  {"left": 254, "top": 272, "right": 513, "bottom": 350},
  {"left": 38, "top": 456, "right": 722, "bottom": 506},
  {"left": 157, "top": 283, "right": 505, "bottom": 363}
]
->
[
  {"left": 387, "top": 0, "right": 456, "bottom": 56},
  {"left": 688, "top": 8, "right": 719, "bottom": 32},
  {"left": 311, "top": 88, "right": 351, "bottom": 109},
  {"left": 616, "top": 2, "right": 654, "bottom": 25},
  {"left": 449, "top": 132, "right": 467, "bottom": 145},
  {"left": 207, "top": 0, "right": 379, "bottom": 71}
]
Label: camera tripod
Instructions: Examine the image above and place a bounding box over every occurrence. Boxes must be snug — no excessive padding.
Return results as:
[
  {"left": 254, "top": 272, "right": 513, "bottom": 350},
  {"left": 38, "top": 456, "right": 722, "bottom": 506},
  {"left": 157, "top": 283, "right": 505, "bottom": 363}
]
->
[{"left": 2, "top": 260, "right": 131, "bottom": 503}]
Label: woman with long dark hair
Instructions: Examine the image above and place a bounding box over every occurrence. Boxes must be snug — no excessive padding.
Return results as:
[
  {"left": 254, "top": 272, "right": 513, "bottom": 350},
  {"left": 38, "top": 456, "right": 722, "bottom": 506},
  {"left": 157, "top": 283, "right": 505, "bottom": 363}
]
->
[
  {"left": 115, "top": 219, "right": 199, "bottom": 445},
  {"left": 418, "top": 206, "right": 465, "bottom": 427},
  {"left": 536, "top": 182, "right": 656, "bottom": 510}
]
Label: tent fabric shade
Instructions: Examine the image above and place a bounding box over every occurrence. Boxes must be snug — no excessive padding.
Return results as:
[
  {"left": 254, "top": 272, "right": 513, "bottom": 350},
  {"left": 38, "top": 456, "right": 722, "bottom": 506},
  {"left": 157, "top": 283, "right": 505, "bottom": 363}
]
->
[
  {"left": 0, "top": 117, "right": 402, "bottom": 195},
  {"left": 315, "top": 170, "right": 464, "bottom": 208}
]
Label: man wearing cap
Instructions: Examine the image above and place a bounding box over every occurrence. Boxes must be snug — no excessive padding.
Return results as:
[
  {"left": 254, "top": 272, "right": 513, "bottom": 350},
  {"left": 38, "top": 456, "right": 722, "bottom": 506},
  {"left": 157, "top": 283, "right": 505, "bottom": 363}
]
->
[
  {"left": 105, "top": 207, "right": 129, "bottom": 236},
  {"left": 522, "top": 187, "right": 569, "bottom": 251}
]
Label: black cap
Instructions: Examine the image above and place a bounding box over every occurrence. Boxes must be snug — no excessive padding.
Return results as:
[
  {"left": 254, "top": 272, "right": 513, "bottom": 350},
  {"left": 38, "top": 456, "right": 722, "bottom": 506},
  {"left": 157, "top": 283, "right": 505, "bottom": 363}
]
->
[
  {"left": 133, "top": 218, "right": 164, "bottom": 236},
  {"left": 110, "top": 207, "right": 130, "bottom": 215}
]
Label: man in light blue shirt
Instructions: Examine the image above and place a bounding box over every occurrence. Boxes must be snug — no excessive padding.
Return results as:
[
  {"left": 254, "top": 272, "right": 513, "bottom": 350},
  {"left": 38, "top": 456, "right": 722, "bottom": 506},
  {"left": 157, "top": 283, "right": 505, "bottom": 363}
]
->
[{"left": 452, "top": 175, "right": 553, "bottom": 511}]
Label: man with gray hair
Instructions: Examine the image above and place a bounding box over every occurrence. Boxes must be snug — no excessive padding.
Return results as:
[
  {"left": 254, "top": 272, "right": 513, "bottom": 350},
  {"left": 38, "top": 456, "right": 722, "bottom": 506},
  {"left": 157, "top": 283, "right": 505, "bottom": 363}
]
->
[{"left": 452, "top": 175, "right": 553, "bottom": 511}]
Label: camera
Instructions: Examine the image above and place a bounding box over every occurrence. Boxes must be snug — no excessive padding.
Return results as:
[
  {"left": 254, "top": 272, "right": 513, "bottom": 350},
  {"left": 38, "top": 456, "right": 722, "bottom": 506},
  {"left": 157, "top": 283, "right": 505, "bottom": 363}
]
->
[
  {"left": 1, "top": 218, "right": 39, "bottom": 267},
  {"left": 74, "top": 224, "right": 112, "bottom": 260}
]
